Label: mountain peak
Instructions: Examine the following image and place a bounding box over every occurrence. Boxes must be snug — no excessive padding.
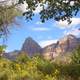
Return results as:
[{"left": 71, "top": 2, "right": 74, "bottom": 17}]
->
[
  {"left": 60, "top": 34, "right": 77, "bottom": 42},
  {"left": 21, "top": 37, "right": 42, "bottom": 56},
  {"left": 66, "top": 34, "right": 76, "bottom": 39},
  {"left": 25, "top": 37, "right": 34, "bottom": 41}
]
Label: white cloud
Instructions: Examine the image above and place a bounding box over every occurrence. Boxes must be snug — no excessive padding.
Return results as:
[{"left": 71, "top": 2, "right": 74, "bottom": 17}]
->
[
  {"left": 56, "top": 18, "right": 80, "bottom": 29},
  {"left": 17, "top": 1, "right": 28, "bottom": 13},
  {"left": 70, "top": 1, "right": 74, "bottom": 6},
  {"left": 64, "top": 29, "right": 80, "bottom": 37},
  {"left": 0, "top": 0, "right": 47, "bottom": 14},
  {"left": 17, "top": 2, "right": 43, "bottom": 14},
  {"left": 63, "top": 0, "right": 68, "bottom": 3},
  {"left": 18, "top": 2, "right": 43, "bottom": 14},
  {"left": 33, "top": 4, "right": 43, "bottom": 14},
  {"left": 33, "top": 3, "right": 48, "bottom": 14},
  {"left": 0, "top": 0, "right": 18, "bottom": 6},
  {"left": 0, "top": 0, "right": 27, "bottom": 13},
  {"left": 31, "top": 27, "right": 50, "bottom": 31},
  {"left": 39, "top": 40, "right": 58, "bottom": 47},
  {"left": 36, "top": 21, "right": 43, "bottom": 25}
]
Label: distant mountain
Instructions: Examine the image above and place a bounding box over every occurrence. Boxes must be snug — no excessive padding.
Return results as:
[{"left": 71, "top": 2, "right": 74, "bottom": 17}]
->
[
  {"left": 57, "top": 35, "right": 79, "bottom": 52},
  {"left": 21, "top": 37, "right": 42, "bottom": 56},
  {"left": 43, "top": 34, "right": 80, "bottom": 59},
  {"left": 3, "top": 50, "right": 20, "bottom": 60},
  {"left": 3, "top": 35, "right": 80, "bottom": 60}
]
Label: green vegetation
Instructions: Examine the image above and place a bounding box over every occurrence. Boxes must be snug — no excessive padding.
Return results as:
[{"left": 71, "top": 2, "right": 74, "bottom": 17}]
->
[
  {"left": 0, "top": 46, "right": 80, "bottom": 80},
  {"left": 0, "top": 45, "right": 6, "bottom": 56},
  {"left": 71, "top": 45, "right": 80, "bottom": 64},
  {"left": 0, "top": 4, "right": 20, "bottom": 37},
  {"left": 19, "top": 0, "right": 80, "bottom": 23}
]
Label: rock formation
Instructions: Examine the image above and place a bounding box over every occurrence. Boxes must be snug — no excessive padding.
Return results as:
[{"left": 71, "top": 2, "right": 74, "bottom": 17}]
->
[{"left": 21, "top": 37, "right": 42, "bottom": 56}]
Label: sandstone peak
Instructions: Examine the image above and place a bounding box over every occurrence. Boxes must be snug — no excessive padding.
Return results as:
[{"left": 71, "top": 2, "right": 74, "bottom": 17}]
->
[{"left": 21, "top": 37, "right": 42, "bottom": 56}]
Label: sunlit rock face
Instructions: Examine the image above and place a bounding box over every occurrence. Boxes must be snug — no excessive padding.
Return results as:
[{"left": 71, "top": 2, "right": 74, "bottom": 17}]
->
[
  {"left": 58, "top": 35, "right": 79, "bottom": 53},
  {"left": 43, "top": 34, "right": 80, "bottom": 59},
  {"left": 43, "top": 43, "right": 57, "bottom": 59},
  {"left": 21, "top": 37, "right": 42, "bottom": 56}
]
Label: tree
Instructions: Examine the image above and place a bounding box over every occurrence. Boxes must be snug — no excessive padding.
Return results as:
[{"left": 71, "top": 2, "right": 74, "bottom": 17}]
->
[
  {"left": 0, "top": 45, "right": 6, "bottom": 56},
  {"left": 71, "top": 45, "right": 80, "bottom": 64},
  {"left": 0, "top": 0, "right": 20, "bottom": 37},
  {"left": 19, "top": 0, "right": 80, "bottom": 23},
  {"left": 0, "top": 0, "right": 80, "bottom": 37}
]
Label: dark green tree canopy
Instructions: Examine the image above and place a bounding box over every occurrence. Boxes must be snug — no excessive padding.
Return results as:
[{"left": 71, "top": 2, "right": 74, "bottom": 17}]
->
[{"left": 19, "top": 0, "right": 80, "bottom": 23}]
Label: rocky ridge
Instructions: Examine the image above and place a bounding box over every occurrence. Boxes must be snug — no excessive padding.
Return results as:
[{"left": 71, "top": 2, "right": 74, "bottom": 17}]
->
[{"left": 3, "top": 35, "right": 80, "bottom": 60}]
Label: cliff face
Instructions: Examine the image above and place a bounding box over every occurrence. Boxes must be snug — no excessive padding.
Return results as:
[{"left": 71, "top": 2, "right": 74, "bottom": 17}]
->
[
  {"left": 56, "top": 35, "right": 79, "bottom": 53},
  {"left": 21, "top": 35, "right": 80, "bottom": 59},
  {"left": 21, "top": 37, "right": 42, "bottom": 56},
  {"left": 43, "top": 35, "right": 80, "bottom": 59}
]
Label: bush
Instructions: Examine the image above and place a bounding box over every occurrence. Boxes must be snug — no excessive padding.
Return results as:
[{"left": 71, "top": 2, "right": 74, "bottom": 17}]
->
[
  {"left": 71, "top": 45, "right": 80, "bottom": 64},
  {"left": 0, "top": 53, "right": 80, "bottom": 80}
]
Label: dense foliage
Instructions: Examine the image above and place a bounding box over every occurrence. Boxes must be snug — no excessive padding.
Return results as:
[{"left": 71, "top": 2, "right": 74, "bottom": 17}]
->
[
  {"left": 19, "top": 0, "right": 80, "bottom": 23},
  {"left": 71, "top": 45, "right": 80, "bottom": 64},
  {"left": 0, "top": 45, "right": 6, "bottom": 56},
  {"left": 0, "top": 45, "right": 80, "bottom": 80}
]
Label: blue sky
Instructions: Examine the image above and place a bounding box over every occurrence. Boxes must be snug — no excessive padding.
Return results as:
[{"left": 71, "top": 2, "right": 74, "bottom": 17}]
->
[
  {"left": 0, "top": 1, "right": 80, "bottom": 52},
  {"left": 0, "top": 13, "right": 80, "bottom": 52}
]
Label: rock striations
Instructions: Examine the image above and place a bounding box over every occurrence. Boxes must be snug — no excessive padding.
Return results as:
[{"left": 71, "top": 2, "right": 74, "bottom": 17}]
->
[{"left": 43, "top": 34, "right": 80, "bottom": 59}]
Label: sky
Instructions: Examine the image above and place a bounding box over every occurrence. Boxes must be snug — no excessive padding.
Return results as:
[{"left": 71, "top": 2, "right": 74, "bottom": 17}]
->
[
  {"left": 3, "top": 15, "right": 80, "bottom": 52},
  {"left": 0, "top": 0, "right": 80, "bottom": 52}
]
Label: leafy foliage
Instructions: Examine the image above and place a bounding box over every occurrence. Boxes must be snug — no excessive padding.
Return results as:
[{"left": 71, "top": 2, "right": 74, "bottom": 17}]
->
[
  {"left": 0, "top": 49, "right": 80, "bottom": 80},
  {"left": 0, "top": 4, "right": 20, "bottom": 37},
  {"left": 0, "top": 45, "right": 6, "bottom": 56},
  {"left": 19, "top": 0, "right": 80, "bottom": 23},
  {"left": 71, "top": 45, "right": 80, "bottom": 64}
]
